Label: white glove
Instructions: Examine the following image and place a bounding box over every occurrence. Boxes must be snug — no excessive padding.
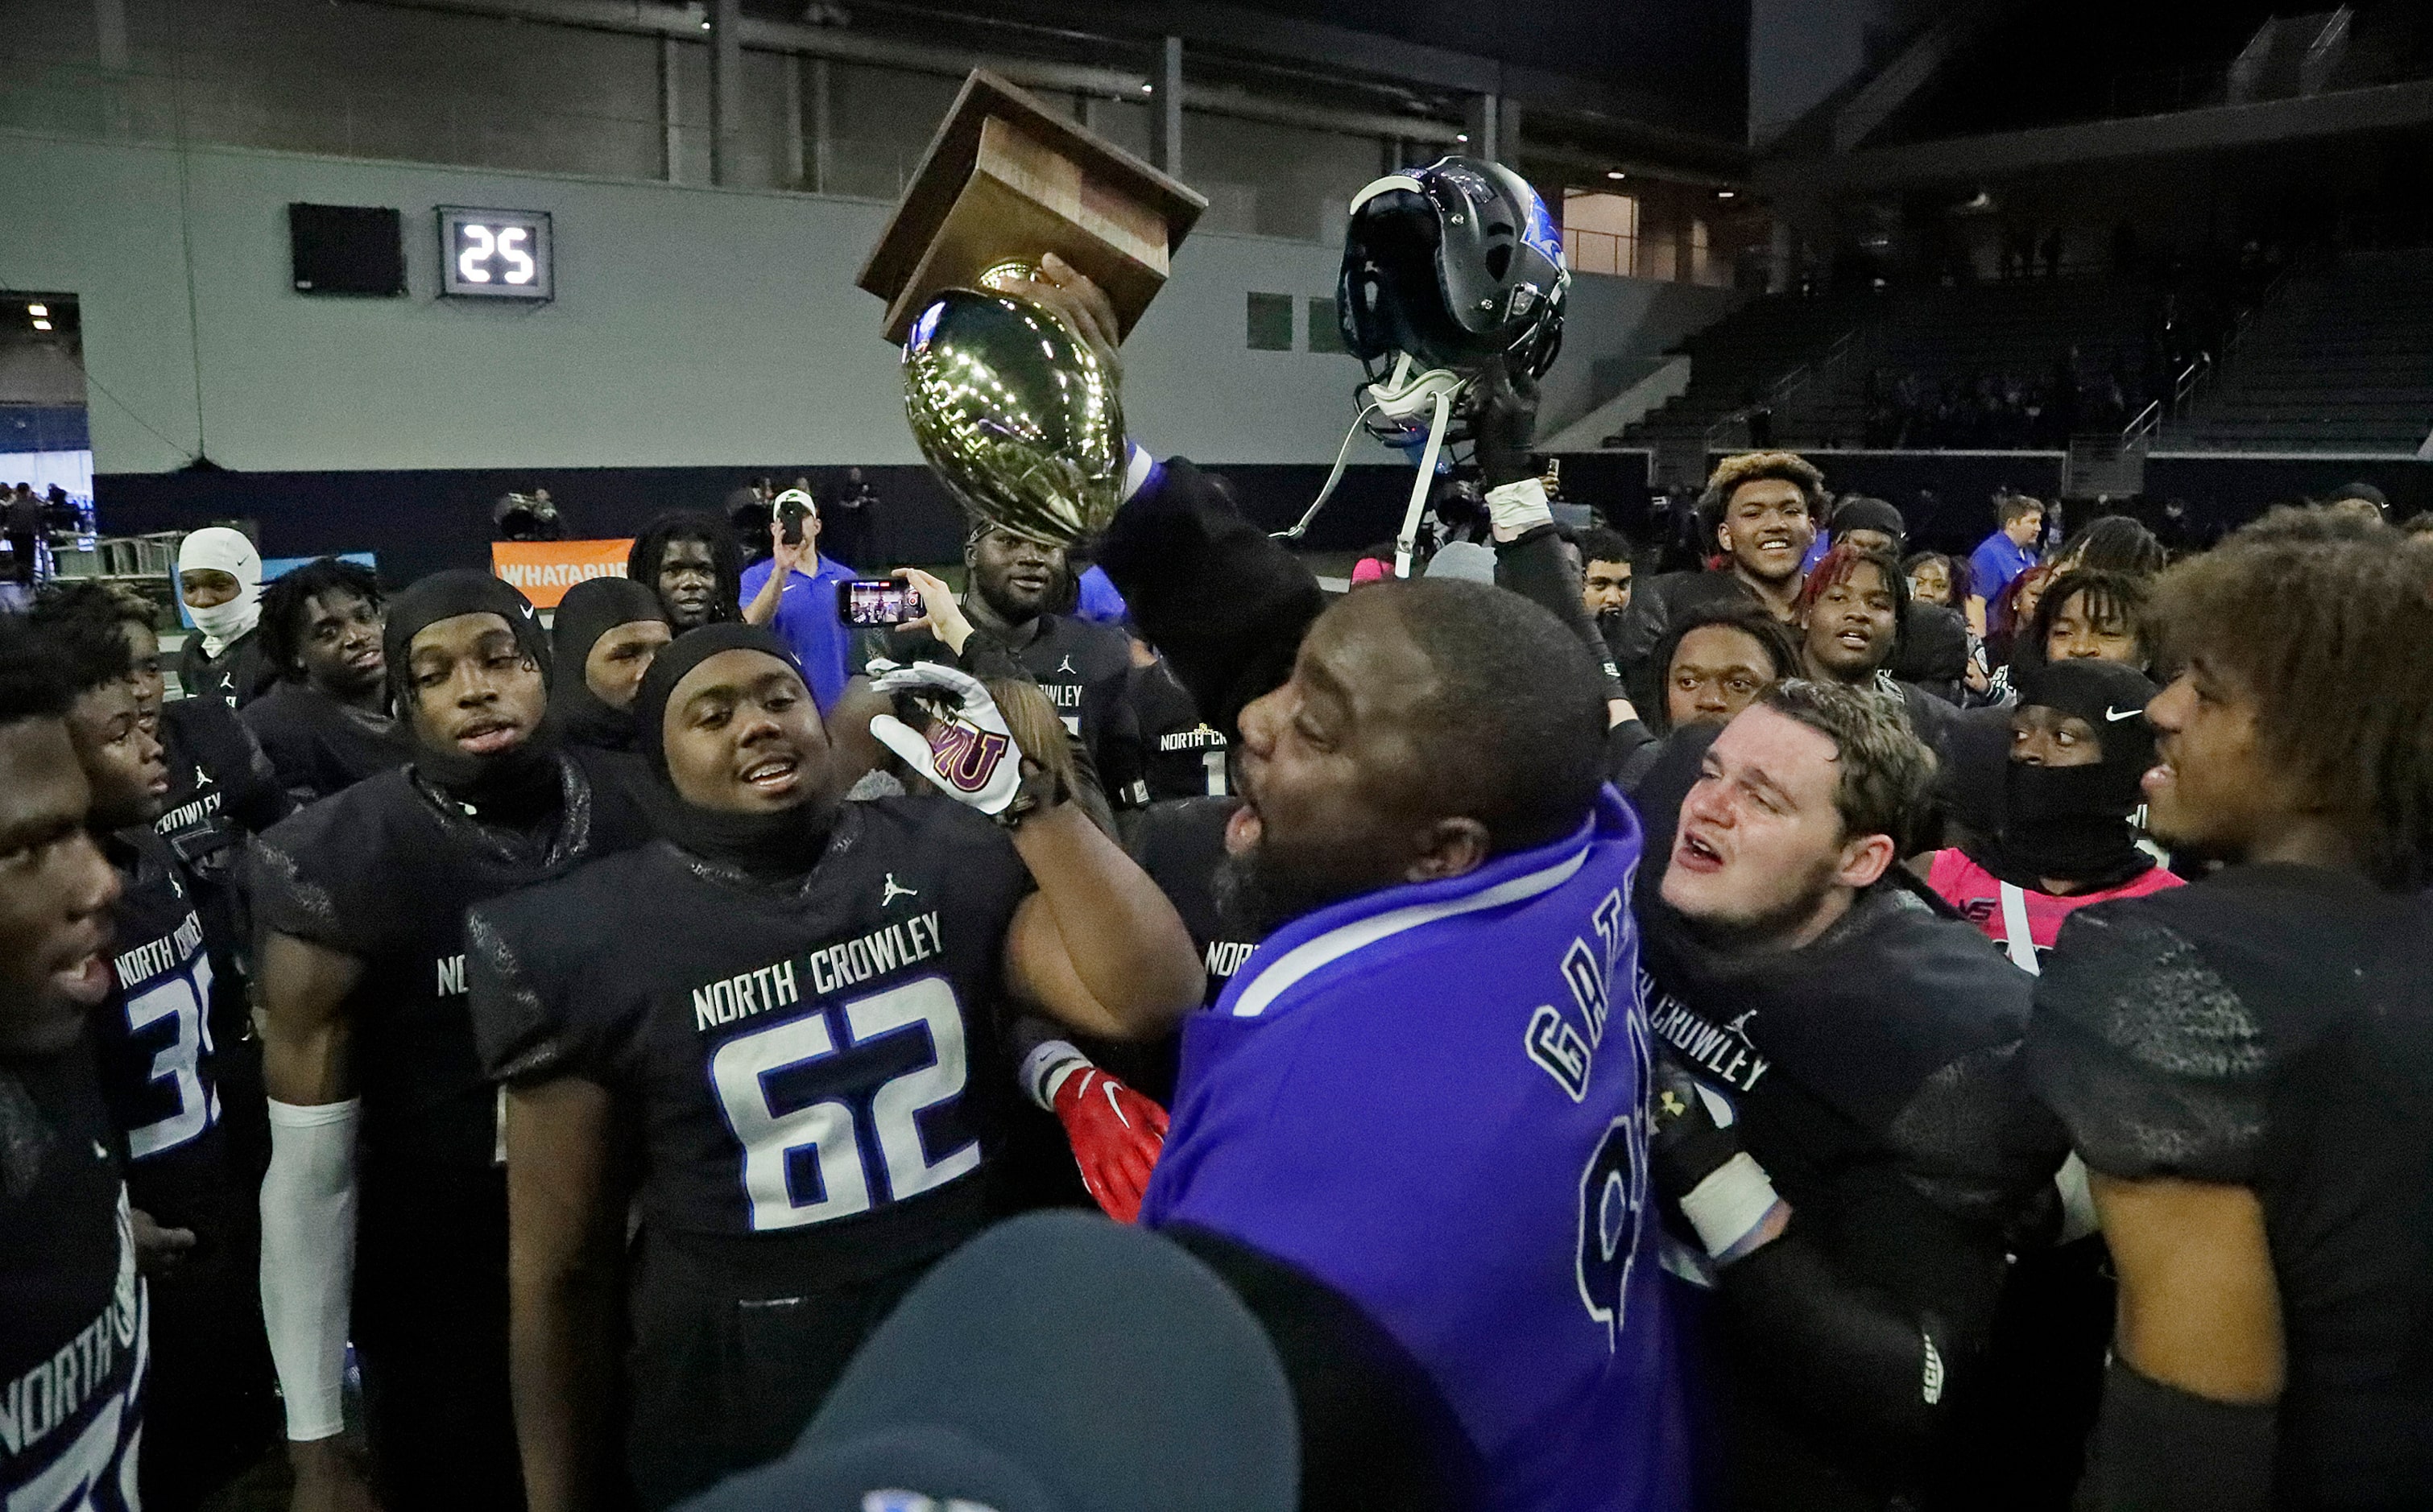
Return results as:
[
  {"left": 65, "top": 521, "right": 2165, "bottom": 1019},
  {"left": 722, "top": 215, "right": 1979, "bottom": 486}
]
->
[
  {"left": 867, "top": 659, "right": 1025, "bottom": 816},
  {"left": 1485, "top": 477, "right": 1556, "bottom": 543}
]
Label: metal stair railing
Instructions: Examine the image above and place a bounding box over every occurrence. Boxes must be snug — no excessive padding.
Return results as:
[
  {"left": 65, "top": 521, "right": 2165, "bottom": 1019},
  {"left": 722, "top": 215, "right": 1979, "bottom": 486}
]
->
[
  {"left": 2125, "top": 258, "right": 2305, "bottom": 443},
  {"left": 1705, "top": 327, "right": 1866, "bottom": 450}
]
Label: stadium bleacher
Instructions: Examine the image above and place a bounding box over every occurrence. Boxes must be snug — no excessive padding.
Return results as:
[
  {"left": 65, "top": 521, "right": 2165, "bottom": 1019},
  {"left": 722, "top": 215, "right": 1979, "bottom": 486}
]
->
[{"left": 2165, "top": 246, "right": 2433, "bottom": 453}]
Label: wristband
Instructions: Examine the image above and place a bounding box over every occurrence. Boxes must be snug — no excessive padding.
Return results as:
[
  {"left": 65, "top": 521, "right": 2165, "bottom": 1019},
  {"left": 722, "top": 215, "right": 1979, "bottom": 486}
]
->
[
  {"left": 1678, "top": 1151, "right": 1783, "bottom": 1260},
  {"left": 1020, "top": 1039, "right": 1090, "bottom": 1110},
  {"left": 1484, "top": 477, "right": 1555, "bottom": 543}
]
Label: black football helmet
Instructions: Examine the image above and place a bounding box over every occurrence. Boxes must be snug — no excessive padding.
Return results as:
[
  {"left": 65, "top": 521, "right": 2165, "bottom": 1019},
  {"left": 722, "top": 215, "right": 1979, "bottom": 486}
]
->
[{"left": 1337, "top": 156, "right": 1569, "bottom": 383}]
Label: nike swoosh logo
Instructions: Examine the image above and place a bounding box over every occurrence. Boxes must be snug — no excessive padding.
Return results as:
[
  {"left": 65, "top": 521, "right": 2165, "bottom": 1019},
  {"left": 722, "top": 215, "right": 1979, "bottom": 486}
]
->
[{"left": 2105, "top": 705, "right": 2141, "bottom": 722}]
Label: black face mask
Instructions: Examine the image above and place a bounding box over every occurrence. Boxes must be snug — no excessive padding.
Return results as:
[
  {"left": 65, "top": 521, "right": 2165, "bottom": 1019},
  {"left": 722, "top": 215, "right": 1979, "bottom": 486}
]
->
[
  {"left": 1999, "top": 760, "right": 2145, "bottom": 886},
  {"left": 664, "top": 792, "right": 839, "bottom": 881}
]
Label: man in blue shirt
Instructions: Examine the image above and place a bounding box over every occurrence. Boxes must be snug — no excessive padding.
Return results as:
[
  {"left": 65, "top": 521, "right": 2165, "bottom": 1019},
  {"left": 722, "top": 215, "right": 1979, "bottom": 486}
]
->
[
  {"left": 1966, "top": 493, "right": 2045, "bottom": 630},
  {"left": 739, "top": 488, "right": 862, "bottom": 711}
]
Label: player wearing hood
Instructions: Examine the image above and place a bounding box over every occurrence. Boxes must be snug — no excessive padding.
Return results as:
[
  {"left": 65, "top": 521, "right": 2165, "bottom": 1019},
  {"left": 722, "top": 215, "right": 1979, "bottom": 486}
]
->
[
  {"left": 248, "top": 571, "right": 657, "bottom": 1511},
  {"left": 547, "top": 576, "right": 672, "bottom": 755},
  {"left": 175, "top": 527, "right": 275, "bottom": 710}
]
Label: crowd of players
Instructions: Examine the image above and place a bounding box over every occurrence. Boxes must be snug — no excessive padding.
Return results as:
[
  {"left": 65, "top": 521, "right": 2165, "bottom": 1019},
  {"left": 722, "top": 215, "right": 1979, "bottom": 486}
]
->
[{"left": 2, "top": 261, "right": 2431, "bottom": 1512}]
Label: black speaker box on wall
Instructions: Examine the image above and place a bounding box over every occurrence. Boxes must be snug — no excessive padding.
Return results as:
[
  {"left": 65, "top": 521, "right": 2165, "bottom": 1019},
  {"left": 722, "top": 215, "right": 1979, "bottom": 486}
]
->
[{"left": 288, "top": 203, "right": 406, "bottom": 295}]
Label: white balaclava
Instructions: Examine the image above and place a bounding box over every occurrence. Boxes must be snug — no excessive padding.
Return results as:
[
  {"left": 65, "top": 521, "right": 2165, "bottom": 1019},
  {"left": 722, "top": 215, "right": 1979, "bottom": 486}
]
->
[{"left": 176, "top": 527, "right": 263, "bottom": 657}]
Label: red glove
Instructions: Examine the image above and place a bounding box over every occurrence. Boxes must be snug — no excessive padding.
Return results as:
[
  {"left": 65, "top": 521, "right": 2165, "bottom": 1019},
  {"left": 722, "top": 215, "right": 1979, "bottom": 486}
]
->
[{"left": 1049, "top": 1067, "right": 1169, "bottom": 1224}]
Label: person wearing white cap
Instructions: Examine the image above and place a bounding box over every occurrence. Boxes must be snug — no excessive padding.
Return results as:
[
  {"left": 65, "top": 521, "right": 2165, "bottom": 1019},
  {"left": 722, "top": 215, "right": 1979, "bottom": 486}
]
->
[{"left": 175, "top": 526, "right": 275, "bottom": 709}]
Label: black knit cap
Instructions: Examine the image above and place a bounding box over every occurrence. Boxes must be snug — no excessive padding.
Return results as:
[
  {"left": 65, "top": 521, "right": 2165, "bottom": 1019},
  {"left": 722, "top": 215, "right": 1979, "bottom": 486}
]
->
[
  {"left": 384, "top": 568, "right": 552, "bottom": 708},
  {"left": 1828, "top": 496, "right": 1907, "bottom": 544},
  {"left": 631, "top": 622, "right": 803, "bottom": 775}
]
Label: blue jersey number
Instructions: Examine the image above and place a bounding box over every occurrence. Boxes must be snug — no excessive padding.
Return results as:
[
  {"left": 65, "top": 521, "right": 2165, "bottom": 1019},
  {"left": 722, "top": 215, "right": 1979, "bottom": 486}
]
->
[
  {"left": 1575, "top": 1114, "right": 1645, "bottom": 1347},
  {"left": 710, "top": 976, "right": 979, "bottom": 1233}
]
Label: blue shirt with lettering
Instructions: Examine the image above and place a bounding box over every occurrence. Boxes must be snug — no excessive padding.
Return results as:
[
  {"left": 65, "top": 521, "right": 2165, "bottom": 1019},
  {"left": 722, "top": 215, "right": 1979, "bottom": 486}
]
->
[
  {"left": 740, "top": 552, "right": 863, "bottom": 712},
  {"left": 1142, "top": 787, "right": 1687, "bottom": 1512}
]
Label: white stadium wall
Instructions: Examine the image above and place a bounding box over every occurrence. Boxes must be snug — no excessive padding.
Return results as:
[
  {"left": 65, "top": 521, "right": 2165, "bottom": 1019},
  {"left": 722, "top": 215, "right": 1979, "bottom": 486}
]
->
[{"left": 0, "top": 126, "right": 1742, "bottom": 478}]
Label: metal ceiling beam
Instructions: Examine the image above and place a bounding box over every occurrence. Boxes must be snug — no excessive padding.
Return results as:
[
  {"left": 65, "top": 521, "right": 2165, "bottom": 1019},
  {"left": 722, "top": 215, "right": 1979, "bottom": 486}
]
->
[
  {"left": 1766, "top": 76, "right": 2433, "bottom": 195},
  {"left": 348, "top": 0, "right": 1467, "bottom": 141}
]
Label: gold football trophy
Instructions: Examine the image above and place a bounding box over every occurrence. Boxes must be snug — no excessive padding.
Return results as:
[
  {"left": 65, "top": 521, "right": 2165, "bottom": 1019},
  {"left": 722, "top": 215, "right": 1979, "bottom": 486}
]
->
[{"left": 859, "top": 71, "right": 1206, "bottom": 546}]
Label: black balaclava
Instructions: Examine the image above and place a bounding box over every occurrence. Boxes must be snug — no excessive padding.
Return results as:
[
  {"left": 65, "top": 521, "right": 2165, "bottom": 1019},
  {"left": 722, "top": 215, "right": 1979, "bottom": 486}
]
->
[
  {"left": 386, "top": 569, "right": 561, "bottom": 824},
  {"left": 1997, "top": 658, "right": 2160, "bottom": 887},
  {"left": 548, "top": 576, "right": 668, "bottom": 753},
  {"left": 633, "top": 622, "right": 835, "bottom": 878}
]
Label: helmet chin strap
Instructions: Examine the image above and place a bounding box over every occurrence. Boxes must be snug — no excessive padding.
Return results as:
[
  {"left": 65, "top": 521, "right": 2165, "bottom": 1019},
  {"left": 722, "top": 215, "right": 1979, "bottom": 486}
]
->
[
  {"left": 1272, "top": 353, "right": 1469, "bottom": 562},
  {"left": 1391, "top": 386, "right": 1454, "bottom": 579}
]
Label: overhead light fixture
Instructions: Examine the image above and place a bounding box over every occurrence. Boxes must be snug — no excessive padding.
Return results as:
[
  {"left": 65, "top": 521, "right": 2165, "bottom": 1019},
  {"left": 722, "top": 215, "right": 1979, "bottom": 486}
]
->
[
  {"left": 1606, "top": 171, "right": 1626, "bottom": 180},
  {"left": 1718, "top": 189, "right": 1737, "bottom": 199},
  {"left": 27, "top": 304, "right": 47, "bottom": 317},
  {"left": 31, "top": 319, "right": 52, "bottom": 331},
  {"left": 1454, "top": 133, "right": 1468, "bottom": 143},
  {"left": 1140, "top": 82, "right": 1152, "bottom": 93}
]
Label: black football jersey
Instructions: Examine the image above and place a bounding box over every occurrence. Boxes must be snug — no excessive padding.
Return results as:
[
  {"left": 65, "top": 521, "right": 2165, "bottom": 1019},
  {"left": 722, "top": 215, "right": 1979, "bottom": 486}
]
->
[
  {"left": 1641, "top": 884, "right": 2066, "bottom": 1240},
  {"left": 469, "top": 799, "right": 1032, "bottom": 1264},
  {"left": 248, "top": 750, "right": 656, "bottom": 1178},
  {"left": 88, "top": 831, "right": 234, "bottom": 1236},
  {"left": 153, "top": 696, "right": 288, "bottom": 882},
  {"left": 0, "top": 1042, "right": 147, "bottom": 1511},
  {"left": 175, "top": 628, "right": 275, "bottom": 711},
  {"left": 1130, "top": 659, "right": 1231, "bottom": 802},
  {"left": 883, "top": 612, "right": 1141, "bottom": 798},
  {"left": 1125, "top": 798, "right": 1258, "bottom": 1010},
  {"left": 2025, "top": 864, "right": 2433, "bottom": 1504},
  {"left": 239, "top": 681, "right": 411, "bottom": 805}
]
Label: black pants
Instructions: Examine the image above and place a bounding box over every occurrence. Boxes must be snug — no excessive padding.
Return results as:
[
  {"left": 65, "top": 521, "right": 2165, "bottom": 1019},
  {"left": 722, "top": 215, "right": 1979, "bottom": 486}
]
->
[
  {"left": 139, "top": 1196, "right": 280, "bottom": 1512},
  {"left": 354, "top": 1165, "right": 523, "bottom": 1511},
  {"left": 623, "top": 1215, "right": 970, "bottom": 1511},
  {"left": 7, "top": 530, "right": 34, "bottom": 585}
]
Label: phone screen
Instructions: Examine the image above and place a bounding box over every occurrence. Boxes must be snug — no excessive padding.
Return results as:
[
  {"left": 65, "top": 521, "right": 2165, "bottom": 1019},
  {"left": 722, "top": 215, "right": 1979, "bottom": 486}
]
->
[{"left": 837, "top": 579, "right": 920, "bottom": 627}]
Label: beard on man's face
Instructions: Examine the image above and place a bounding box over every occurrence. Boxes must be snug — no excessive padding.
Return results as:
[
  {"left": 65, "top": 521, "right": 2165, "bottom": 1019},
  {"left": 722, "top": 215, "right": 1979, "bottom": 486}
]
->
[{"left": 1213, "top": 841, "right": 1375, "bottom": 940}]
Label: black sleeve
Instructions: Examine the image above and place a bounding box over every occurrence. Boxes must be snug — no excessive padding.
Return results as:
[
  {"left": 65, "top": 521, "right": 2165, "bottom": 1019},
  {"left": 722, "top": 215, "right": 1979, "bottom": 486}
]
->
[
  {"left": 1604, "top": 717, "right": 1659, "bottom": 785},
  {"left": 1095, "top": 457, "right": 1326, "bottom": 741},
  {"left": 1494, "top": 524, "right": 1627, "bottom": 700},
  {"left": 246, "top": 804, "right": 381, "bottom": 956},
  {"left": 2022, "top": 903, "right": 2271, "bottom": 1184},
  {"left": 220, "top": 710, "right": 297, "bottom": 832},
  {"left": 1712, "top": 1171, "right": 2014, "bottom": 1473},
  {"left": 466, "top": 899, "right": 616, "bottom": 1087},
  {"left": 1607, "top": 573, "right": 1677, "bottom": 681}
]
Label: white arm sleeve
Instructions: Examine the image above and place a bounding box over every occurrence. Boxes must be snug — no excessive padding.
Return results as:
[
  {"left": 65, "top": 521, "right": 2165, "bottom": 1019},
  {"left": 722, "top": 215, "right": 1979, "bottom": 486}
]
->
[{"left": 259, "top": 1097, "right": 360, "bottom": 1441}]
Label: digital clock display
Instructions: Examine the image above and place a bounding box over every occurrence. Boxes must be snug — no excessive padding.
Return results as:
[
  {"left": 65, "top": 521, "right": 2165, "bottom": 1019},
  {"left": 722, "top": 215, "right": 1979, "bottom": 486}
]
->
[{"left": 438, "top": 207, "right": 552, "bottom": 300}]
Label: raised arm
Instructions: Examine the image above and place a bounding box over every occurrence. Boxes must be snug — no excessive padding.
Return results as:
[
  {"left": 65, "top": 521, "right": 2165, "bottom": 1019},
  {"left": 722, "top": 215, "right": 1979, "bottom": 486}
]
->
[
  {"left": 1008, "top": 257, "right": 1324, "bottom": 738},
  {"left": 1002, "top": 804, "right": 1204, "bottom": 1039}
]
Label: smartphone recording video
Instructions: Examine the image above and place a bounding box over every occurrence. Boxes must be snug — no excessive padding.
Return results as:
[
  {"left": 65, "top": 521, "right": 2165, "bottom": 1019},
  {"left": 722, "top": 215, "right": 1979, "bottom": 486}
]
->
[{"left": 836, "top": 578, "right": 921, "bottom": 627}]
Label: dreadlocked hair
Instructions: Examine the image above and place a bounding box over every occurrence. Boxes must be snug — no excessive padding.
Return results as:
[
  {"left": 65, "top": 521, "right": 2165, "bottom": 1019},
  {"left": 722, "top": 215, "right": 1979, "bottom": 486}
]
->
[
  {"left": 2014, "top": 568, "right": 2152, "bottom": 675},
  {"left": 629, "top": 511, "right": 743, "bottom": 624},
  {"left": 2151, "top": 508, "right": 2433, "bottom": 890},
  {"left": 259, "top": 557, "right": 384, "bottom": 680}
]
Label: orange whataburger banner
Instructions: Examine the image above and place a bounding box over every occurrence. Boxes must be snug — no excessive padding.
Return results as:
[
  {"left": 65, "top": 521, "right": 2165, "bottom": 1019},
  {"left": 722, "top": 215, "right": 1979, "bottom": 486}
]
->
[{"left": 490, "top": 539, "right": 635, "bottom": 609}]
